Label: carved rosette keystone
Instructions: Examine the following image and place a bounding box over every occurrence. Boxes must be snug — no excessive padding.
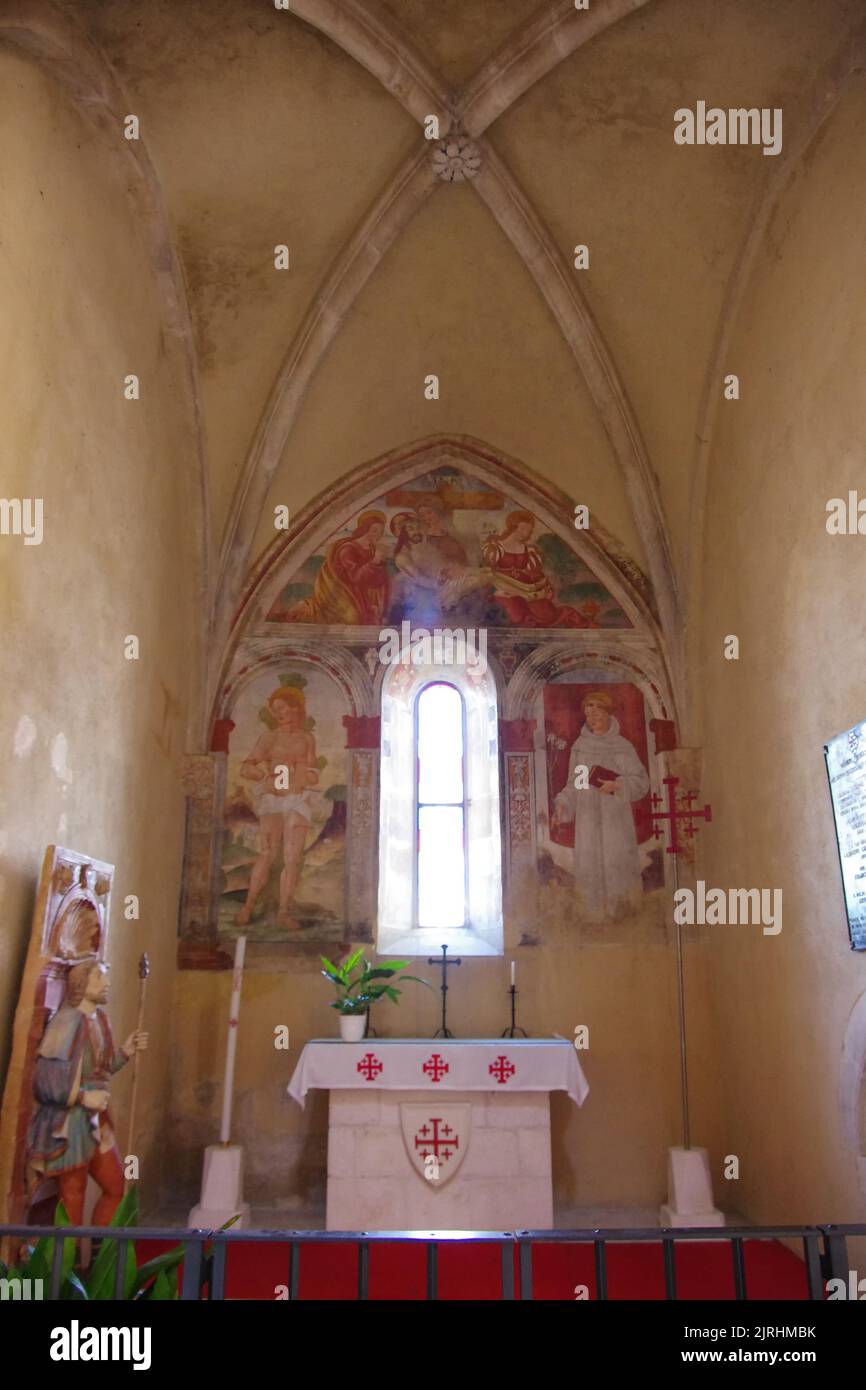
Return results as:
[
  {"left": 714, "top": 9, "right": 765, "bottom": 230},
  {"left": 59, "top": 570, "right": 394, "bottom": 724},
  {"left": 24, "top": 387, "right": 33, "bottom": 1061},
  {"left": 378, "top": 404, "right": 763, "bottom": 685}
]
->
[{"left": 431, "top": 134, "right": 481, "bottom": 183}]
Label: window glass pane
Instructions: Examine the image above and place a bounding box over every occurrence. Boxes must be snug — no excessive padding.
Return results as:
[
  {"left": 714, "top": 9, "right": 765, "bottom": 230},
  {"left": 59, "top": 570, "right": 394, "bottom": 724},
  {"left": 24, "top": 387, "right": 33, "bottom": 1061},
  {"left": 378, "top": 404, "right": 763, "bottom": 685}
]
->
[
  {"left": 417, "top": 806, "right": 465, "bottom": 927},
  {"left": 417, "top": 683, "right": 463, "bottom": 805}
]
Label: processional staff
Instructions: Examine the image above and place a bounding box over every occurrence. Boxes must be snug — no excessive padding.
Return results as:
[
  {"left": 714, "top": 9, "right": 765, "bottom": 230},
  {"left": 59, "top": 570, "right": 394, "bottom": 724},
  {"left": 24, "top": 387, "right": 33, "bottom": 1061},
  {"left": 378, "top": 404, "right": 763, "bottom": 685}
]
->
[{"left": 125, "top": 952, "right": 150, "bottom": 1184}]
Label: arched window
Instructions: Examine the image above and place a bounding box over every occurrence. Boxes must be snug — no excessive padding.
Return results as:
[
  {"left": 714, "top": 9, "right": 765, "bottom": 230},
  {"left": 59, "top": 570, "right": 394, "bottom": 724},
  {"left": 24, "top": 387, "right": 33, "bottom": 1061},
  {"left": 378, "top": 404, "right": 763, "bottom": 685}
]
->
[
  {"left": 416, "top": 682, "right": 467, "bottom": 928},
  {"left": 378, "top": 657, "right": 502, "bottom": 957}
]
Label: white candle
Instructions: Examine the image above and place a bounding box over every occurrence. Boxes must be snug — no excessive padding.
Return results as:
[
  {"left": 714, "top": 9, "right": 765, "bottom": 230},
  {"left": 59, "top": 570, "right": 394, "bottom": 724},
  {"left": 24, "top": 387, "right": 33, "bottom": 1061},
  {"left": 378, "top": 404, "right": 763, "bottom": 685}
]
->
[
  {"left": 510, "top": 960, "right": 516, "bottom": 987},
  {"left": 219, "top": 934, "right": 247, "bottom": 1144}
]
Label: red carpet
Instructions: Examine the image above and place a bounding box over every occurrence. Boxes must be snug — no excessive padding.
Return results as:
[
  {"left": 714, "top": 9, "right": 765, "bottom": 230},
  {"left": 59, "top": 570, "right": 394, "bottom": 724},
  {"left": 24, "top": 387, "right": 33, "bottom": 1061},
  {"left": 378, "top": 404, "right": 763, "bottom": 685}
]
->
[{"left": 136, "top": 1235, "right": 813, "bottom": 1300}]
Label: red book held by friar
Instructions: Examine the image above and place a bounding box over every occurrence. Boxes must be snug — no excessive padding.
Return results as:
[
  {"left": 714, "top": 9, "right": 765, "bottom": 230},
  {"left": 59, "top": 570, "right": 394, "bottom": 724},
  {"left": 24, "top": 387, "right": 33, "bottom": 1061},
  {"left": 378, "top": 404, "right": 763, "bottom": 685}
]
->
[{"left": 588, "top": 765, "right": 619, "bottom": 789}]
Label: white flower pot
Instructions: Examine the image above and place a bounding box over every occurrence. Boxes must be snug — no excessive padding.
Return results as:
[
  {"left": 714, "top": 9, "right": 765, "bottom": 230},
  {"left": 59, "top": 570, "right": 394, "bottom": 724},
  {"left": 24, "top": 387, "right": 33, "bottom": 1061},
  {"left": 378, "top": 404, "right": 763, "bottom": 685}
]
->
[{"left": 339, "top": 1013, "right": 367, "bottom": 1042}]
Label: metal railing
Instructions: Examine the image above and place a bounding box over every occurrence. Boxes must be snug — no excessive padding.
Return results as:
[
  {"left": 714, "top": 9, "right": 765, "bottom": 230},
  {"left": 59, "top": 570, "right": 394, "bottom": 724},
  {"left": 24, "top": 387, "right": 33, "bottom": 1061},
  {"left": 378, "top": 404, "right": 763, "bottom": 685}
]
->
[{"left": 1, "top": 1222, "right": 863, "bottom": 1300}]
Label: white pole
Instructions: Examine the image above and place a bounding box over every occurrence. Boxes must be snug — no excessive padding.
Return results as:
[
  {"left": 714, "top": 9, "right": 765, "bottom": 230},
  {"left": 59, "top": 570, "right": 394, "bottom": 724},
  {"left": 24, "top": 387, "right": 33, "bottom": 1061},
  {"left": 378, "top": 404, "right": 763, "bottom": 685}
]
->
[{"left": 219, "top": 935, "right": 246, "bottom": 1145}]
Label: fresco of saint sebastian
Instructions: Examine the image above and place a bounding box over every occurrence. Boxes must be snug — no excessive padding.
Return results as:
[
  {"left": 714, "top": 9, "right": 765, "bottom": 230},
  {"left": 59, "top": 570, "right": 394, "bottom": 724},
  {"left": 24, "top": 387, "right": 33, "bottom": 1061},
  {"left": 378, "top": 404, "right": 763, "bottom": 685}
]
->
[{"left": 237, "top": 686, "right": 319, "bottom": 930}]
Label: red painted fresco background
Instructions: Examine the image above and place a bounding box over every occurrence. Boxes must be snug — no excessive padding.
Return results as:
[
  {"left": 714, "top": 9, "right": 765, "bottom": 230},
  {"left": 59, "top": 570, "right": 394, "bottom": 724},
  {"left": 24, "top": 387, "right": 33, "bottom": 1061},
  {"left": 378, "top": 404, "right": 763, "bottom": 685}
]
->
[{"left": 543, "top": 681, "right": 652, "bottom": 847}]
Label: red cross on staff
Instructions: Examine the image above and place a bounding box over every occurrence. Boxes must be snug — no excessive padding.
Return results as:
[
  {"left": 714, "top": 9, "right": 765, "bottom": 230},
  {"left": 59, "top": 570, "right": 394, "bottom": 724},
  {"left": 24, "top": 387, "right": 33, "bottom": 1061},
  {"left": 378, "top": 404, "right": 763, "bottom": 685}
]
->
[
  {"left": 423, "top": 1053, "right": 449, "bottom": 1083},
  {"left": 414, "top": 1117, "right": 459, "bottom": 1162},
  {"left": 649, "top": 775, "right": 712, "bottom": 856}
]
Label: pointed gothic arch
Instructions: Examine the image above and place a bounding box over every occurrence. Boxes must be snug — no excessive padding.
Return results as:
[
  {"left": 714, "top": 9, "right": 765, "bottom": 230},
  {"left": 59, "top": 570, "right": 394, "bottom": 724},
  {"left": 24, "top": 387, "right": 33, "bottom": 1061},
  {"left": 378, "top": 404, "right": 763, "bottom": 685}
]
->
[
  {"left": 214, "top": 433, "right": 670, "bottom": 713},
  {"left": 182, "top": 434, "right": 677, "bottom": 965}
]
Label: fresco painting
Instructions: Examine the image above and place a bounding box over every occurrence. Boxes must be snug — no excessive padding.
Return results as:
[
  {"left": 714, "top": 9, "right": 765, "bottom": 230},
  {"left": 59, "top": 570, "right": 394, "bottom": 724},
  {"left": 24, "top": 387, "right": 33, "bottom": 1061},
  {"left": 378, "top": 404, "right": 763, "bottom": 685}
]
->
[
  {"left": 542, "top": 680, "right": 664, "bottom": 917},
  {"left": 267, "top": 469, "right": 630, "bottom": 629},
  {"left": 219, "top": 670, "right": 348, "bottom": 943}
]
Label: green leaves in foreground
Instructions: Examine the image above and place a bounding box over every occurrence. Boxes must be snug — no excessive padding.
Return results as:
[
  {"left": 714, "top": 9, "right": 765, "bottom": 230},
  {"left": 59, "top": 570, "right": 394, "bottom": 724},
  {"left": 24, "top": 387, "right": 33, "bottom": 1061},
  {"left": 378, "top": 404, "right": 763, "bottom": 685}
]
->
[{"left": 3, "top": 1190, "right": 242, "bottom": 1301}]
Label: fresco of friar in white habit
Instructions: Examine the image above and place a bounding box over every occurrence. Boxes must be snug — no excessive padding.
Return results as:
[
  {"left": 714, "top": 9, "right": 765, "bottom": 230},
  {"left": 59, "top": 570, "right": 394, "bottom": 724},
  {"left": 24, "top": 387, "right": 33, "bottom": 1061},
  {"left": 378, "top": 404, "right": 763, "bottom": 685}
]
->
[{"left": 551, "top": 690, "right": 650, "bottom": 918}]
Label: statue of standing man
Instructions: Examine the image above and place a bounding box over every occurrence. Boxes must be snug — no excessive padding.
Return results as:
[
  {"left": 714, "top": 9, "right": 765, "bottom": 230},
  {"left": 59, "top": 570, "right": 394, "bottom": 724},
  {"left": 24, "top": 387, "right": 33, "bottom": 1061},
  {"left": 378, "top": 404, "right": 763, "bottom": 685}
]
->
[{"left": 28, "top": 958, "right": 147, "bottom": 1226}]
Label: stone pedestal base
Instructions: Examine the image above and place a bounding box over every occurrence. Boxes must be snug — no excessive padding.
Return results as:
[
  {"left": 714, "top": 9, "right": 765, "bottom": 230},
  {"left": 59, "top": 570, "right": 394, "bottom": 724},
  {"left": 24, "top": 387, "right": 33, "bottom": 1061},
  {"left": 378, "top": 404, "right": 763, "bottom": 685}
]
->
[
  {"left": 327, "top": 1089, "right": 554, "bottom": 1231},
  {"left": 188, "top": 1143, "right": 251, "bottom": 1229},
  {"left": 660, "top": 1146, "right": 724, "bottom": 1227}
]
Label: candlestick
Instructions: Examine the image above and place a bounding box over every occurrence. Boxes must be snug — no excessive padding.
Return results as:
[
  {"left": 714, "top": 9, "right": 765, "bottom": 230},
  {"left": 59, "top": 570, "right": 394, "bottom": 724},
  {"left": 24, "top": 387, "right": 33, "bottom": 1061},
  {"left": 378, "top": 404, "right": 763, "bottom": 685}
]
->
[
  {"left": 219, "top": 934, "right": 246, "bottom": 1144},
  {"left": 501, "top": 984, "right": 528, "bottom": 1039}
]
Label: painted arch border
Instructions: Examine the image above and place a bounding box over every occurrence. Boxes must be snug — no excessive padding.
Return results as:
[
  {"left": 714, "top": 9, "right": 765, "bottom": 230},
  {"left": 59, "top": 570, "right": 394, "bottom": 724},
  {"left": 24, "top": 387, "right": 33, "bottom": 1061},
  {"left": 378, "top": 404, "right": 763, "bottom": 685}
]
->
[
  {"left": 220, "top": 435, "right": 669, "bottom": 712},
  {"left": 216, "top": 636, "right": 374, "bottom": 727},
  {"left": 504, "top": 637, "right": 674, "bottom": 726}
]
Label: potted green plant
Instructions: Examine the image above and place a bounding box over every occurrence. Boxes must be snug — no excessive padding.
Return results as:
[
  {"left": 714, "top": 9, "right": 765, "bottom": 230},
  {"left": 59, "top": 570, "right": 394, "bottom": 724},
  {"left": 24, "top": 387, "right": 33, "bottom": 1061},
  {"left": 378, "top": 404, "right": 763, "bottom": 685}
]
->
[{"left": 320, "top": 949, "right": 430, "bottom": 1040}]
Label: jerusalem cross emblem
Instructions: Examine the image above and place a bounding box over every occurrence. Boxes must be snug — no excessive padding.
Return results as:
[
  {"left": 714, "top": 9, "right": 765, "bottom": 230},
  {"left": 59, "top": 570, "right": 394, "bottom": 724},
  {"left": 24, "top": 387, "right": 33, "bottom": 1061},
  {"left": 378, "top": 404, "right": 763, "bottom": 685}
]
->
[{"left": 399, "top": 1104, "right": 472, "bottom": 1187}]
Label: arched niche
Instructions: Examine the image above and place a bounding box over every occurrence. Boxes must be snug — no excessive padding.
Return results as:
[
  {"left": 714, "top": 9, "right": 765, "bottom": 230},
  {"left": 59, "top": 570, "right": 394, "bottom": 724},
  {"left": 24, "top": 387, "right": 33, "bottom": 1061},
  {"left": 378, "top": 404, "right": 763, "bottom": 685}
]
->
[
  {"left": 501, "top": 640, "right": 676, "bottom": 931},
  {"left": 187, "top": 435, "right": 678, "bottom": 966},
  {"left": 181, "top": 644, "right": 379, "bottom": 965}
]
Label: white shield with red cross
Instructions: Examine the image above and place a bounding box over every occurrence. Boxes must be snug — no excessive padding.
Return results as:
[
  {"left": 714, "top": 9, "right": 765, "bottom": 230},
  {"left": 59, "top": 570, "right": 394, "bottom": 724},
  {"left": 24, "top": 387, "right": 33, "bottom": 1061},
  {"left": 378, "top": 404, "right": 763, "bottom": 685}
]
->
[{"left": 399, "top": 1105, "right": 471, "bottom": 1187}]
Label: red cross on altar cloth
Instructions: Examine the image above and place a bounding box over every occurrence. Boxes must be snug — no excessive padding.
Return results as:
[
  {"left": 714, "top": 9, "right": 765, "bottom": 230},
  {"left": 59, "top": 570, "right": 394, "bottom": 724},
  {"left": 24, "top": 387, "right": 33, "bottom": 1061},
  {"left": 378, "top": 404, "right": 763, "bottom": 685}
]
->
[
  {"left": 422, "top": 1053, "right": 449, "bottom": 1082},
  {"left": 356, "top": 1052, "right": 383, "bottom": 1081},
  {"left": 287, "top": 1039, "right": 588, "bottom": 1109}
]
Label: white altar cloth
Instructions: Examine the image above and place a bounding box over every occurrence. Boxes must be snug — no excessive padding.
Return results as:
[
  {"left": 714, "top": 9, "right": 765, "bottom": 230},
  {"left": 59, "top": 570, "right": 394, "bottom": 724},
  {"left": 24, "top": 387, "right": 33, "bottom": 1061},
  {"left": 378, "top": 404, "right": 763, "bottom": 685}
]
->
[{"left": 287, "top": 1038, "right": 589, "bottom": 1108}]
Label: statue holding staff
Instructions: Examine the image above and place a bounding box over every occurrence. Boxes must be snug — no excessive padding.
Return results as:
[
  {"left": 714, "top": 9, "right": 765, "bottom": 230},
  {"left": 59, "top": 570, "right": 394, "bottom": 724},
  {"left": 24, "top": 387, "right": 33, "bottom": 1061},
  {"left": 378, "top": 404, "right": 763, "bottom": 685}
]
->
[{"left": 28, "top": 957, "right": 148, "bottom": 1226}]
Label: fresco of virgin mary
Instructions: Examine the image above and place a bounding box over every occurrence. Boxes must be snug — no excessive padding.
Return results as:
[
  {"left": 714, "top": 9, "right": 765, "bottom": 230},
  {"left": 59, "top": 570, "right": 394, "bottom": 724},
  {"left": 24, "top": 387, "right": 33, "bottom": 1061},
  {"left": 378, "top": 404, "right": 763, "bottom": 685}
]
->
[{"left": 286, "top": 510, "right": 389, "bottom": 625}]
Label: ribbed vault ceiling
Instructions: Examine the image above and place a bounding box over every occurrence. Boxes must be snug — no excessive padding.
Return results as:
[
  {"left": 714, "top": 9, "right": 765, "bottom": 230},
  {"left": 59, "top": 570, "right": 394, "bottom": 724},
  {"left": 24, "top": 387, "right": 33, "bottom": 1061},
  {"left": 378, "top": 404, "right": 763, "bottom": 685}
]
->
[{"left": 51, "top": 0, "right": 866, "bottom": 706}]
